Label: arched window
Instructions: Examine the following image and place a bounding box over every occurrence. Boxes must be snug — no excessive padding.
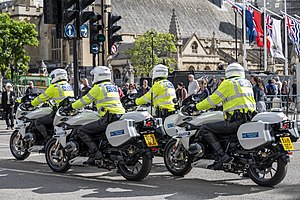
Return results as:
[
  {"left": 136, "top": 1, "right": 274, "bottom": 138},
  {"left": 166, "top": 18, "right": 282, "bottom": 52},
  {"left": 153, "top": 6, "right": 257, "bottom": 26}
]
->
[
  {"left": 113, "top": 69, "right": 121, "bottom": 79},
  {"left": 204, "top": 66, "right": 211, "bottom": 70},
  {"left": 191, "top": 41, "right": 198, "bottom": 53},
  {"left": 188, "top": 66, "right": 195, "bottom": 71}
]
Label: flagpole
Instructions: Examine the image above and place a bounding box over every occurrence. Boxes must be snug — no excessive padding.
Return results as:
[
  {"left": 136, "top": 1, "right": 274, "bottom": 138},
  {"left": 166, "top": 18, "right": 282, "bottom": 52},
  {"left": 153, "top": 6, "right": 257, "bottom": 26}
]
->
[
  {"left": 243, "top": 0, "right": 247, "bottom": 70},
  {"left": 284, "top": 0, "right": 288, "bottom": 75},
  {"left": 295, "top": 14, "right": 300, "bottom": 20},
  {"left": 263, "top": 0, "right": 267, "bottom": 71}
]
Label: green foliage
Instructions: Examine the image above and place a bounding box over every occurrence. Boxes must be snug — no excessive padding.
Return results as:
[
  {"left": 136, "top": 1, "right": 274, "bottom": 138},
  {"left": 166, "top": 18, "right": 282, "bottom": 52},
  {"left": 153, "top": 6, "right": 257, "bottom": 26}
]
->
[
  {"left": 0, "top": 13, "right": 39, "bottom": 78},
  {"left": 125, "top": 29, "right": 177, "bottom": 77}
]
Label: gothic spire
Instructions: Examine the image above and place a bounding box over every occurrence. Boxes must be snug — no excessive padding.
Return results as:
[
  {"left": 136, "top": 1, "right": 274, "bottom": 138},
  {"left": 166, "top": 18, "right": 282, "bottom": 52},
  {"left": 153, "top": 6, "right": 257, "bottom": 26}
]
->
[{"left": 169, "top": 8, "right": 182, "bottom": 40}]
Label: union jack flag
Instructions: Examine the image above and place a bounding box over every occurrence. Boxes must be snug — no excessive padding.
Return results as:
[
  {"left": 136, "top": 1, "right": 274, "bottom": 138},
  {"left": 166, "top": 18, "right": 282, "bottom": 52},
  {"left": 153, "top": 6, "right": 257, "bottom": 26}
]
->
[
  {"left": 266, "top": 15, "right": 273, "bottom": 37},
  {"left": 286, "top": 16, "right": 300, "bottom": 55}
]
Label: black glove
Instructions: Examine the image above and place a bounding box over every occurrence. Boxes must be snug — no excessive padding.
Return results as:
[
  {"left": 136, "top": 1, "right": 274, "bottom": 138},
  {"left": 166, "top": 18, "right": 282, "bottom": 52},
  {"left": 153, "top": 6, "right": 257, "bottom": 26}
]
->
[
  {"left": 64, "top": 104, "right": 74, "bottom": 113},
  {"left": 24, "top": 102, "right": 34, "bottom": 110},
  {"left": 190, "top": 104, "right": 198, "bottom": 112}
]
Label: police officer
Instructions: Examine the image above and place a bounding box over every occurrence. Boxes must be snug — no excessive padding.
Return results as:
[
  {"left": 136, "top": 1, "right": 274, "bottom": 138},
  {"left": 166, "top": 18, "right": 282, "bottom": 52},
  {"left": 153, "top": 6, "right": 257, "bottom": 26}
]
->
[
  {"left": 135, "top": 64, "right": 176, "bottom": 118},
  {"left": 195, "top": 63, "right": 256, "bottom": 169},
  {"left": 70, "top": 66, "right": 125, "bottom": 164},
  {"left": 31, "top": 69, "right": 74, "bottom": 140}
]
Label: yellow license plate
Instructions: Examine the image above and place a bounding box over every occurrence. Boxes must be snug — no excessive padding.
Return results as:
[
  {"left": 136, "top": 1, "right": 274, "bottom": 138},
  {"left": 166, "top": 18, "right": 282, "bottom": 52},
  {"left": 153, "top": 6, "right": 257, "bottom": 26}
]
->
[
  {"left": 143, "top": 134, "right": 158, "bottom": 147},
  {"left": 280, "top": 137, "right": 294, "bottom": 151}
]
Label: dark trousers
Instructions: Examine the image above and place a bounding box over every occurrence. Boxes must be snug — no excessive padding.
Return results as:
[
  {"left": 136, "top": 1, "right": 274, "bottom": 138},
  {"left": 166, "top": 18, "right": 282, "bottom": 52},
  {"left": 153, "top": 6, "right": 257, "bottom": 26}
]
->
[
  {"left": 77, "top": 114, "right": 121, "bottom": 152},
  {"left": 4, "top": 105, "right": 14, "bottom": 128},
  {"left": 35, "top": 113, "right": 54, "bottom": 138}
]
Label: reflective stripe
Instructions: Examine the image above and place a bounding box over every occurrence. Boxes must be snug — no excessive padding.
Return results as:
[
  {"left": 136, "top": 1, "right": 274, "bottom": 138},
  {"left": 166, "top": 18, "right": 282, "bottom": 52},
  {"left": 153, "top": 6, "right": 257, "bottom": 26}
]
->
[
  {"left": 225, "top": 93, "right": 254, "bottom": 102},
  {"left": 156, "top": 101, "right": 173, "bottom": 107},
  {"left": 42, "top": 92, "right": 51, "bottom": 100},
  {"left": 53, "top": 97, "right": 65, "bottom": 101},
  {"left": 55, "top": 83, "right": 64, "bottom": 102},
  {"left": 224, "top": 103, "right": 256, "bottom": 113},
  {"left": 97, "top": 103, "right": 123, "bottom": 112},
  {"left": 101, "top": 84, "right": 108, "bottom": 98},
  {"left": 96, "top": 97, "right": 120, "bottom": 104},
  {"left": 86, "top": 93, "right": 95, "bottom": 100},
  {"left": 80, "top": 98, "right": 87, "bottom": 105},
  {"left": 37, "top": 96, "right": 43, "bottom": 104},
  {"left": 143, "top": 95, "right": 150, "bottom": 103},
  {"left": 215, "top": 90, "right": 226, "bottom": 101},
  {"left": 207, "top": 97, "right": 216, "bottom": 107}
]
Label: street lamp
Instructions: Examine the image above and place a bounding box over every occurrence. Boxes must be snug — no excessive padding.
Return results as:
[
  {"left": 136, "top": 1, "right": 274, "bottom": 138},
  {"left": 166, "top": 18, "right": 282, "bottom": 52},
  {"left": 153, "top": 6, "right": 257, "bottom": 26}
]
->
[{"left": 149, "top": 31, "right": 154, "bottom": 115}]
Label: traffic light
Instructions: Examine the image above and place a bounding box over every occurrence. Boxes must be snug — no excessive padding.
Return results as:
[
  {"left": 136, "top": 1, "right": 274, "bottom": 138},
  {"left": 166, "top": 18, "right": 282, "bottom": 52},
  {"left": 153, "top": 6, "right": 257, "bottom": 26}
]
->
[
  {"left": 80, "top": 0, "right": 96, "bottom": 25},
  {"left": 107, "top": 13, "right": 122, "bottom": 55},
  {"left": 43, "top": 0, "right": 59, "bottom": 24},
  {"left": 63, "top": 0, "right": 79, "bottom": 25},
  {"left": 89, "top": 14, "right": 105, "bottom": 54}
]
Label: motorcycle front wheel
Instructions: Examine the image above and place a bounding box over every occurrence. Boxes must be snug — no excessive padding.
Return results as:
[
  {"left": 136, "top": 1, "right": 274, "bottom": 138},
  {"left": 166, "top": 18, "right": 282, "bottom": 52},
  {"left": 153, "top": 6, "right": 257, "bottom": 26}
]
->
[
  {"left": 10, "top": 130, "right": 30, "bottom": 160},
  {"left": 164, "top": 139, "right": 192, "bottom": 176},
  {"left": 247, "top": 146, "right": 288, "bottom": 187},
  {"left": 45, "top": 138, "right": 71, "bottom": 173},
  {"left": 117, "top": 144, "right": 153, "bottom": 181}
]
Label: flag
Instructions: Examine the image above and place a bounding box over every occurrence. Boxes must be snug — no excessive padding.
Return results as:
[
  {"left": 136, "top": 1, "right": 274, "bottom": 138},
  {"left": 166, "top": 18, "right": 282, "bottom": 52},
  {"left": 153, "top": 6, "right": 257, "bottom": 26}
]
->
[
  {"left": 266, "top": 14, "right": 273, "bottom": 51},
  {"left": 286, "top": 16, "right": 300, "bottom": 56},
  {"left": 245, "top": 6, "right": 257, "bottom": 44},
  {"left": 253, "top": 9, "right": 264, "bottom": 47},
  {"left": 266, "top": 15, "right": 285, "bottom": 60}
]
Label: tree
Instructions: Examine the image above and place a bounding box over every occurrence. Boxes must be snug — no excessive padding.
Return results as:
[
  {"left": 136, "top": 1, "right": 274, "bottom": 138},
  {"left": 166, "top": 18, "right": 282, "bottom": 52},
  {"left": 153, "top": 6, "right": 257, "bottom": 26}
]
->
[
  {"left": 0, "top": 13, "right": 39, "bottom": 87},
  {"left": 125, "top": 29, "right": 177, "bottom": 77}
]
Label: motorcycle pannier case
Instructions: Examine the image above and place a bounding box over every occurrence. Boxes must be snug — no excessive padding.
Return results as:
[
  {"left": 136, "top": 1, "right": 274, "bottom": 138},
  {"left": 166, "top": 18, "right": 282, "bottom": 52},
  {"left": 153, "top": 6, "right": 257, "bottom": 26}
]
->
[
  {"left": 237, "top": 121, "right": 274, "bottom": 150},
  {"left": 106, "top": 119, "right": 140, "bottom": 147}
]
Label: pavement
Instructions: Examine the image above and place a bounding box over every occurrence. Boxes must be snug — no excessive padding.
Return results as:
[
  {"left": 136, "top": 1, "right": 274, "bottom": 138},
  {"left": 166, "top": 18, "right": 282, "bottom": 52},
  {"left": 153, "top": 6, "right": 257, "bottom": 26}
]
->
[{"left": 0, "top": 119, "right": 15, "bottom": 134}]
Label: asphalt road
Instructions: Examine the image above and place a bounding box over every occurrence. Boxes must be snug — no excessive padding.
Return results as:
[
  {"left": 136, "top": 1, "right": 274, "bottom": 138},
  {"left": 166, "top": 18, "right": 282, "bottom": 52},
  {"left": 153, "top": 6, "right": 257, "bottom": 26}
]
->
[{"left": 1, "top": 132, "right": 300, "bottom": 200}]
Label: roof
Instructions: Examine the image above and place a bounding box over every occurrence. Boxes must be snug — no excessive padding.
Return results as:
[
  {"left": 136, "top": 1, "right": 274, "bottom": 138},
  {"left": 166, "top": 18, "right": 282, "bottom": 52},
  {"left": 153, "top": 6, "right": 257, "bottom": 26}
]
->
[
  {"left": 112, "top": 43, "right": 134, "bottom": 60},
  {"left": 110, "top": 0, "right": 242, "bottom": 39}
]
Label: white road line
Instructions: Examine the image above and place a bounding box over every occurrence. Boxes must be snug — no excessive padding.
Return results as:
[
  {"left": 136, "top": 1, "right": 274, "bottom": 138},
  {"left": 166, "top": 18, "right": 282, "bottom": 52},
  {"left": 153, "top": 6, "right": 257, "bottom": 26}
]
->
[{"left": 0, "top": 167, "right": 158, "bottom": 189}]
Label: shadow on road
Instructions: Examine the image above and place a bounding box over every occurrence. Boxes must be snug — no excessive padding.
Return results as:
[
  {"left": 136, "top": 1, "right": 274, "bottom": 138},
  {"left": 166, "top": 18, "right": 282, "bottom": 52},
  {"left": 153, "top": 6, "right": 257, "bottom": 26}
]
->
[{"left": 0, "top": 159, "right": 296, "bottom": 199}]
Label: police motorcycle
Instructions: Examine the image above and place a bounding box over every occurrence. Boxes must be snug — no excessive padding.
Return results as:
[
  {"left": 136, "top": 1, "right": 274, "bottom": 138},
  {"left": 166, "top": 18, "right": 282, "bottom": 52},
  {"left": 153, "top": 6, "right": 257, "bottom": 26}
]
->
[
  {"left": 45, "top": 96, "right": 161, "bottom": 181},
  {"left": 9, "top": 94, "right": 54, "bottom": 160},
  {"left": 163, "top": 93, "right": 299, "bottom": 187},
  {"left": 121, "top": 93, "right": 177, "bottom": 156}
]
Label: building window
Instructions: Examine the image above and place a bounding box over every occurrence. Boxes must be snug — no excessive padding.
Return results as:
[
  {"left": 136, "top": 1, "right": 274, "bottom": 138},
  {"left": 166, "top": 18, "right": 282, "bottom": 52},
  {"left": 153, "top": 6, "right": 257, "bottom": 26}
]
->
[
  {"left": 114, "top": 69, "right": 121, "bottom": 79},
  {"left": 188, "top": 66, "right": 195, "bottom": 71},
  {"left": 51, "top": 29, "right": 61, "bottom": 61},
  {"left": 204, "top": 66, "right": 211, "bottom": 70},
  {"left": 191, "top": 41, "right": 198, "bottom": 53}
]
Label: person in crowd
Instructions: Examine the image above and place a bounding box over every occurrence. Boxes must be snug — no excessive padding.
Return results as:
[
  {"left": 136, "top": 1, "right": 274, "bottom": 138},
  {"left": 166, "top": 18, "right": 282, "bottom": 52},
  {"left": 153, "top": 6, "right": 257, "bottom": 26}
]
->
[
  {"left": 69, "top": 66, "right": 125, "bottom": 164},
  {"left": 176, "top": 82, "right": 187, "bottom": 106},
  {"left": 187, "top": 74, "right": 200, "bottom": 96},
  {"left": 127, "top": 83, "right": 138, "bottom": 95},
  {"left": 195, "top": 63, "right": 256, "bottom": 169},
  {"left": 138, "top": 79, "right": 150, "bottom": 97},
  {"left": 292, "top": 79, "right": 297, "bottom": 103},
  {"left": 207, "top": 75, "right": 217, "bottom": 94},
  {"left": 122, "top": 83, "right": 129, "bottom": 95},
  {"left": 25, "top": 81, "right": 38, "bottom": 96},
  {"left": 250, "top": 75, "right": 266, "bottom": 113},
  {"left": 1, "top": 83, "right": 16, "bottom": 130},
  {"left": 281, "top": 80, "right": 289, "bottom": 108},
  {"left": 216, "top": 77, "right": 225, "bottom": 89},
  {"left": 266, "top": 79, "right": 276, "bottom": 109},
  {"left": 116, "top": 84, "right": 125, "bottom": 98},
  {"left": 80, "top": 78, "right": 91, "bottom": 97},
  {"left": 197, "top": 79, "right": 210, "bottom": 96},
  {"left": 274, "top": 76, "right": 282, "bottom": 96}
]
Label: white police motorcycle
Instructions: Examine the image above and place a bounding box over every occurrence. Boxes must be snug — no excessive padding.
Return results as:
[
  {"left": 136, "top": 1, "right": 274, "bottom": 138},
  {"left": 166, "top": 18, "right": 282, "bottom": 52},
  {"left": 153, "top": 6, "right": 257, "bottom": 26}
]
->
[{"left": 164, "top": 94, "right": 299, "bottom": 187}]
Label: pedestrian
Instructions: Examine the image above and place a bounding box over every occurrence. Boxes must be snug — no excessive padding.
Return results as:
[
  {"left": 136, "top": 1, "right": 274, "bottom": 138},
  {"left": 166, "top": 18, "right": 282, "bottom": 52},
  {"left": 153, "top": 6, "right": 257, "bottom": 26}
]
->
[
  {"left": 250, "top": 75, "right": 266, "bottom": 113},
  {"left": 122, "top": 83, "right": 129, "bottom": 95},
  {"left": 281, "top": 81, "right": 289, "bottom": 108},
  {"left": 1, "top": 83, "right": 16, "bottom": 130},
  {"left": 127, "top": 83, "right": 137, "bottom": 95},
  {"left": 266, "top": 79, "right": 276, "bottom": 109},
  {"left": 80, "top": 78, "right": 91, "bottom": 97},
  {"left": 187, "top": 74, "right": 200, "bottom": 96},
  {"left": 138, "top": 79, "right": 150, "bottom": 97},
  {"left": 207, "top": 75, "right": 217, "bottom": 94},
  {"left": 25, "top": 81, "right": 38, "bottom": 96},
  {"left": 292, "top": 79, "right": 297, "bottom": 103},
  {"left": 176, "top": 82, "right": 187, "bottom": 106},
  {"left": 197, "top": 79, "right": 210, "bottom": 97},
  {"left": 274, "top": 76, "right": 282, "bottom": 96}
]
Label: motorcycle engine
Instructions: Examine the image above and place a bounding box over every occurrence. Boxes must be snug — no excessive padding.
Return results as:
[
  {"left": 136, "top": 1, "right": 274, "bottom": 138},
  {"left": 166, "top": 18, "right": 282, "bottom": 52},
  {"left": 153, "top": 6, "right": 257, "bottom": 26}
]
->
[
  {"left": 188, "top": 142, "right": 205, "bottom": 157},
  {"left": 23, "top": 132, "right": 36, "bottom": 143}
]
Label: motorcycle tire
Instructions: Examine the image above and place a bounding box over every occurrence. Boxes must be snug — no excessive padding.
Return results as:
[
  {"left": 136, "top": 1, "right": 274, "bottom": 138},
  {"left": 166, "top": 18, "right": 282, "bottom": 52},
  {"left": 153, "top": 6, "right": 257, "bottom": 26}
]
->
[
  {"left": 164, "top": 139, "right": 192, "bottom": 177},
  {"left": 45, "top": 138, "right": 71, "bottom": 173},
  {"left": 10, "top": 130, "right": 30, "bottom": 160},
  {"left": 117, "top": 147, "right": 152, "bottom": 181},
  {"left": 247, "top": 145, "right": 288, "bottom": 187}
]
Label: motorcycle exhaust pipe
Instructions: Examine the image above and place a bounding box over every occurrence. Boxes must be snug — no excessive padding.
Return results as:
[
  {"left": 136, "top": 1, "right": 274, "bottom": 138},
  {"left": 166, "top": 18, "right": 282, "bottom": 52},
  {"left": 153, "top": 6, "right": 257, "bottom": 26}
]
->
[{"left": 191, "top": 159, "right": 215, "bottom": 168}]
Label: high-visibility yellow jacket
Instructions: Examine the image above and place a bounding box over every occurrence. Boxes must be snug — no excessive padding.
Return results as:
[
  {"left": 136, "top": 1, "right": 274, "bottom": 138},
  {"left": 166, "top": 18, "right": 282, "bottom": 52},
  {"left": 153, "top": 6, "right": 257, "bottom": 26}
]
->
[
  {"left": 136, "top": 79, "right": 176, "bottom": 112},
  {"left": 31, "top": 81, "right": 74, "bottom": 107},
  {"left": 196, "top": 77, "right": 256, "bottom": 119},
  {"left": 72, "top": 81, "right": 125, "bottom": 117}
]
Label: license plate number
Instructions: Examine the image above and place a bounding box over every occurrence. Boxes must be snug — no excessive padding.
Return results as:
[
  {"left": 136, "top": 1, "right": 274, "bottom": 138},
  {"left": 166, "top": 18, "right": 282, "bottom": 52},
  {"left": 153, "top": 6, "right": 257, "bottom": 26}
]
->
[
  {"left": 280, "top": 137, "right": 294, "bottom": 151},
  {"left": 143, "top": 134, "right": 158, "bottom": 147}
]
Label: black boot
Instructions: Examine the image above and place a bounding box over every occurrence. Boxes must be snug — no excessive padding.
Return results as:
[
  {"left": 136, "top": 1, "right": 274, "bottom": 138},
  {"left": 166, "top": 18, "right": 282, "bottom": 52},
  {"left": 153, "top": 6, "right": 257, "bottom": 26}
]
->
[
  {"left": 85, "top": 149, "right": 103, "bottom": 164},
  {"left": 78, "top": 131, "right": 103, "bottom": 164},
  {"left": 203, "top": 130, "right": 230, "bottom": 170}
]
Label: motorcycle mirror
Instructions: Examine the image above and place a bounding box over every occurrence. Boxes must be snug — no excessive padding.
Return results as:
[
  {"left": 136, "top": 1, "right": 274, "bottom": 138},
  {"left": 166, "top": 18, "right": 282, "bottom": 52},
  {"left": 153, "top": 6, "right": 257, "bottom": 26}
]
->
[{"left": 172, "top": 98, "right": 178, "bottom": 104}]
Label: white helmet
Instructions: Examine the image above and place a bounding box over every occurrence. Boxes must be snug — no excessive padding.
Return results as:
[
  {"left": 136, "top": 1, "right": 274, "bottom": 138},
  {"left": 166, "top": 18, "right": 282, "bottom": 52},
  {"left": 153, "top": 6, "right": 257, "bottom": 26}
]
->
[
  {"left": 152, "top": 64, "right": 168, "bottom": 80},
  {"left": 49, "top": 69, "right": 68, "bottom": 84},
  {"left": 90, "top": 66, "right": 111, "bottom": 84},
  {"left": 225, "top": 63, "right": 245, "bottom": 79}
]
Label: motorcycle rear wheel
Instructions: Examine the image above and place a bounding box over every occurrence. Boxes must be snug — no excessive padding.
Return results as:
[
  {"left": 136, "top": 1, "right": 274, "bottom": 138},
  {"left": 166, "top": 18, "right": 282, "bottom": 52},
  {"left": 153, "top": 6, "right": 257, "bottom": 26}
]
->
[
  {"left": 117, "top": 145, "right": 152, "bottom": 181},
  {"left": 164, "top": 139, "right": 192, "bottom": 176},
  {"left": 247, "top": 146, "right": 287, "bottom": 187},
  {"left": 10, "top": 130, "right": 30, "bottom": 160},
  {"left": 45, "top": 138, "right": 71, "bottom": 173}
]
